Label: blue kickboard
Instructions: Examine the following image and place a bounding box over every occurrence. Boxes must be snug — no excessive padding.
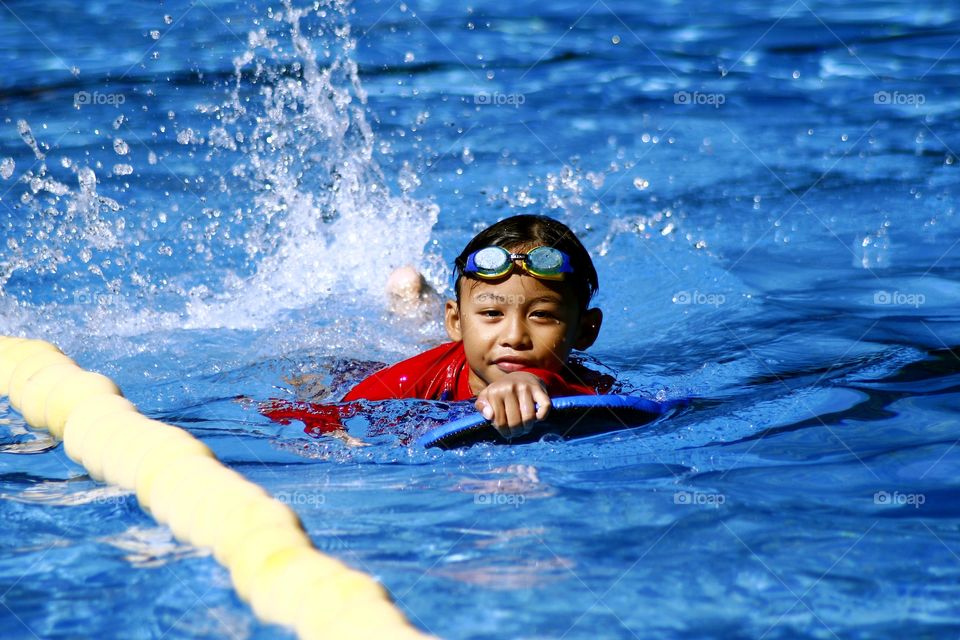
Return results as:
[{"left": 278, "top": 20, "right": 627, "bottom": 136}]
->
[{"left": 417, "top": 394, "right": 681, "bottom": 449}]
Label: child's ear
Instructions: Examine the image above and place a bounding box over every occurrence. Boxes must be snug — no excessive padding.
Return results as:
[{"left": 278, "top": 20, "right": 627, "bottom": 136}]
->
[
  {"left": 444, "top": 300, "right": 463, "bottom": 342},
  {"left": 574, "top": 308, "right": 602, "bottom": 350}
]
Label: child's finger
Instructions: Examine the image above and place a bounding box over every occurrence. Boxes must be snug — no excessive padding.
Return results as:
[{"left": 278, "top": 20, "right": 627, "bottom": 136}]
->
[
  {"left": 488, "top": 394, "right": 523, "bottom": 438},
  {"left": 492, "top": 399, "right": 518, "bottom": 439},
  {"left": 482, "top": 393, "right": 505, "bottom": 427},
  {"left": 532, "top": 385, "right": 552, "bottom": 421},
  {"left": 475, "top": 397, "right": 494, "bottom": 421},
  {"left": 502, "top": 396, "right": 524, "bottom": 433},
  {"left": 517, "top": 386, "right": 538, "bottom": 427}
]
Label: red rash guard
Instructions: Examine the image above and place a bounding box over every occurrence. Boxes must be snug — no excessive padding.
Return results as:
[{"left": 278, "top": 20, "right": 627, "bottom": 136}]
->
[
  {"left": 341, "top": 341, "right": 600, "bottom": 402},
  {"left": 260, "top": 342, "right": 611, "bottom": 435}
]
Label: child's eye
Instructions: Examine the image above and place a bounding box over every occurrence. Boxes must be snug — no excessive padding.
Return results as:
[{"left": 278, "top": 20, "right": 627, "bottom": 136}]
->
[
  {"left": 479, "top": 309, "right": 502, "bottom": 318},
  {"left": 530, "top": 310, "right": 555, "bottom": 320}
]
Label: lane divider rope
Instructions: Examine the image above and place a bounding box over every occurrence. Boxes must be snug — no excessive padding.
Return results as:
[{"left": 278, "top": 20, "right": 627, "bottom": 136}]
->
[{"left": 0, "top": 336, "right": 431, "bottom": 640}]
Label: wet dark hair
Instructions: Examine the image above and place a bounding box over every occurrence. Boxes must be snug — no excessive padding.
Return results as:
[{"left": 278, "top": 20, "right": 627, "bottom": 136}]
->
[{"left": 453, "top": 215, "right": 599, "bottom": 310}]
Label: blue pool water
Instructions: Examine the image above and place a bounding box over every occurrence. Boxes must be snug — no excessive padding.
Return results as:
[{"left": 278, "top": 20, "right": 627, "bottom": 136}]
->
[{"left": 2, "top": 0, "right": 959, "bottom": 637}]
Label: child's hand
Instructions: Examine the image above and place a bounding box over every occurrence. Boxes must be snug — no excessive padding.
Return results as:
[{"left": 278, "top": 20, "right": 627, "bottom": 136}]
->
[{"left": 475, "top": 372, "right": 552, "bottom": 440}]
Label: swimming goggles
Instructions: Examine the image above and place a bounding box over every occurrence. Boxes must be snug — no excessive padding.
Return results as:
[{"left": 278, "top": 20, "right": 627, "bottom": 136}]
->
[{"left": 464, "top": 246, "right": 573, "bottom": 281}]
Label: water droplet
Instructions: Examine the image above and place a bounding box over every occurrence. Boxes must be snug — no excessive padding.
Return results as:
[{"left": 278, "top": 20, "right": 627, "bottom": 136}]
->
[
  {"left": 150, "top": 30, "right": 161, "bottom": 40},
  {"left": 112, "top": 164, "right": 134, "bottom": 176},
  {"left": 632, "top": 177, "right": 649, "bottom": 190},
  {"left": 16, "top": 120, "right": 45, "bottom": 160},
  {"left": 611, "top": 35, "right": 621, "bottom": 44},
  {"left": 164, "top": 14, "right": 173, "bottom": 24},
  {"left": 404, "top": 51, "right": 415, "bottom": 63},
  {"left": 0, "top": 158, "right": 14, "bottom": 180},
  {"left": 792, "top": 70, "right": 800, "bottom": 79},
  {"left": 113, "top": 138, "right": 129, "bottom": 155},
  {"left": 176, "top": 128, "right": 197, "bottom": 145},
  {"left": 78, "top": 167, "right": 97, "bottom": 193}
]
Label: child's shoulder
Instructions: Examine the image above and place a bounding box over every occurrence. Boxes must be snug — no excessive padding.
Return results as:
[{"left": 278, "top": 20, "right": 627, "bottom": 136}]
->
[{"left": 341, "top": 341, "right": 465, "bottom": 402}]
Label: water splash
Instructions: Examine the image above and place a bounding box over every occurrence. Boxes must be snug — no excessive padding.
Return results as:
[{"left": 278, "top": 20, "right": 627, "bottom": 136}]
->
[
  {"left": 0, "top": 0, "right": 438, "bottom": 337},
  {"left": 185, "top": 0, "right": 438, "bottom": 328},
  {"left": 0, "top": 139, "right": 123, "bottom": 304}
]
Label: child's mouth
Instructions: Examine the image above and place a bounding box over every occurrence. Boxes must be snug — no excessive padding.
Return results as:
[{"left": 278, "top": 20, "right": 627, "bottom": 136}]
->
[{"left": 494, "top": 359, "right": 530, "bottom": 373}]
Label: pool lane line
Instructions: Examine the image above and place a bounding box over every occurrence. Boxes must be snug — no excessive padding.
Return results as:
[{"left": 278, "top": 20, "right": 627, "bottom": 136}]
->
[{"left": 0, "top": 336, "right": 432, "bottom": 640}]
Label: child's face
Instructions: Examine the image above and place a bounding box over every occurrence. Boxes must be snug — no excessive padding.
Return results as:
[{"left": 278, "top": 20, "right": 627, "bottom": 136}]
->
[{"left": 445, "top": 272, "right": 599, "bottom": 395}]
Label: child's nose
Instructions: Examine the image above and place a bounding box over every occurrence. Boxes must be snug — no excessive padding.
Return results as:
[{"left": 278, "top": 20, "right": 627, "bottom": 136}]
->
[{"left": 499, "top": 315, "right": 531, "bottom": 348}]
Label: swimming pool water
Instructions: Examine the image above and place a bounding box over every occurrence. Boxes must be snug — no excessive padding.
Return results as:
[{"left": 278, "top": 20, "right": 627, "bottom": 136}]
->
[{"left": 2, "top": 0, "right": 959, "bottom": 638}]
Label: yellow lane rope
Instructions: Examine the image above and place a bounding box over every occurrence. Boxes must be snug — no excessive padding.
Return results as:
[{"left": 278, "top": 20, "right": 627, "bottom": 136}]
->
[{"left": 0, "top": 336, "right": 432, "bottom": 639}]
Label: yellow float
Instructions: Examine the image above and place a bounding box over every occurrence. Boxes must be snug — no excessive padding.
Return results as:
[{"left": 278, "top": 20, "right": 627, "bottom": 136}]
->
[{"left": 0, "top": 335, "right": 430, "bottom": 639}]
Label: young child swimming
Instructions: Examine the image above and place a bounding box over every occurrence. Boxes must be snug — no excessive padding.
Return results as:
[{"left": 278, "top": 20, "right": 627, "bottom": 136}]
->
[{"left": 262, "top": 215, "right": 613, "bottom": 441}]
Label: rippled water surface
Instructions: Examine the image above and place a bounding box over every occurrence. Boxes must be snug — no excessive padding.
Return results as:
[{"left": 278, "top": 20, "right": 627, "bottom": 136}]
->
[{"left": 2, "top": 1, "right": 959, "bottom": 638}]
